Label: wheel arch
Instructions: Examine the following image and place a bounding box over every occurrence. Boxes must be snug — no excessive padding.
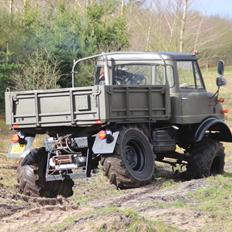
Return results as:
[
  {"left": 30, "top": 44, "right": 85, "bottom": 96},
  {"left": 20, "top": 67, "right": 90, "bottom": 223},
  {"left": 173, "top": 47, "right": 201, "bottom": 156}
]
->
[{"left": 195, "top": 117, "right": 232, "bottom": 142}]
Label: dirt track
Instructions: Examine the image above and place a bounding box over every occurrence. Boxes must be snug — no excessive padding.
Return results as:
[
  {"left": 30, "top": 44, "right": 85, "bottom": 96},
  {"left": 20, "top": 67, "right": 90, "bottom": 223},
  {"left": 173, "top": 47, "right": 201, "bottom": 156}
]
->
[
  {"left": 0, "top": 160, "right": 218, "bottom": 231},
  {"left": 0, "top": 153, "right": 232, "bottom": 232},
  {"left": 0, "top": 180, "right": 209, "bottom": 232}
]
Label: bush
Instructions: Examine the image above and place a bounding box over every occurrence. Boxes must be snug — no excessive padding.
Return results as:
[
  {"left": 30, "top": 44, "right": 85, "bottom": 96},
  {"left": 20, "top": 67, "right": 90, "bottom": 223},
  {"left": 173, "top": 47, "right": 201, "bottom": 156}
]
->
[{"left": 12, "top": 50, "right": 60, "bottom": 90}]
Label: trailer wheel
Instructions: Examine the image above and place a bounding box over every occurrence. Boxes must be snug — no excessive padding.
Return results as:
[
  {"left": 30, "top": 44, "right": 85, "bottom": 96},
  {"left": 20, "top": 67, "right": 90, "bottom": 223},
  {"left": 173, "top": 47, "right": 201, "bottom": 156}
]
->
[
  {"left": 186, "top": 139, "right": 225, "bottom": 179},
  {"left": 17, "top": 148, "right": 74, "bottom": 198},
  {"left": 102, "top": 127, "right": 154, "bottom": 188}
]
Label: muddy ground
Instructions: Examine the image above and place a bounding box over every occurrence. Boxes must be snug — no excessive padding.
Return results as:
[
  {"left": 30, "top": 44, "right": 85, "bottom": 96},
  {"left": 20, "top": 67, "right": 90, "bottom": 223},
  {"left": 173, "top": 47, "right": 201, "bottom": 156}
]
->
[{"left": 0, "top": 151, "right": 232, "bottom": 232}]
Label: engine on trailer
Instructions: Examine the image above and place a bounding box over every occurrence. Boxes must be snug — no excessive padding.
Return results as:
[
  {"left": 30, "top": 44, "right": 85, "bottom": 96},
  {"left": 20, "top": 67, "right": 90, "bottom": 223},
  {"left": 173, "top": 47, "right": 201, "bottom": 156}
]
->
[{"left": 45, "top": 134, "right": 90, "bottom": 181}]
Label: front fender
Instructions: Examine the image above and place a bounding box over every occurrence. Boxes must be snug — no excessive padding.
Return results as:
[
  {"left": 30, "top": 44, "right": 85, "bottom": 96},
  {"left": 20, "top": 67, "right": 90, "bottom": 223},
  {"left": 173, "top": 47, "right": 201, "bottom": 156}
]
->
[{"left": 195, "top": 117, "right": 232, "bottom": 142}]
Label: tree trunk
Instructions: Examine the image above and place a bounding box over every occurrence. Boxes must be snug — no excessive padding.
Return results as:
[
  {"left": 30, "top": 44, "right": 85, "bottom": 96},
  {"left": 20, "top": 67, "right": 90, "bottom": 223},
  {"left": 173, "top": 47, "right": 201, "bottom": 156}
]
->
[
  {"left": 9, "top": 0, "right": 14, "bottom": 15},
  {"left": 121, "top": 0, "right": 125, "bottom": 16},
  {"left": 179, "top": 0, "right": 188, "bottom": 52}
]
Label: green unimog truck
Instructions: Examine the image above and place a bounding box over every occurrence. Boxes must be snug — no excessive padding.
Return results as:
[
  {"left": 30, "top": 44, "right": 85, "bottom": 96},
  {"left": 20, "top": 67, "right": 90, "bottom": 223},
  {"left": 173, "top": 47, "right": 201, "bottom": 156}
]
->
[{"left": 5, "top": 52, "right": 232, "bottom": 197}]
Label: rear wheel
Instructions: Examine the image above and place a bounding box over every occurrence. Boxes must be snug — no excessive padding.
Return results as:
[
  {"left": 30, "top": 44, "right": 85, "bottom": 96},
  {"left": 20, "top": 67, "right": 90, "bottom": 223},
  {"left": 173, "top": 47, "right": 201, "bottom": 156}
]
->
[
  {"left": 186, "top": 139, "right": 225, "bottom": 179},
  {"left": 102, "top": 127, "right": 154, "bottom": 188},
  {"left": 17, "top": 148, "right": 74, "bottom": 198}
]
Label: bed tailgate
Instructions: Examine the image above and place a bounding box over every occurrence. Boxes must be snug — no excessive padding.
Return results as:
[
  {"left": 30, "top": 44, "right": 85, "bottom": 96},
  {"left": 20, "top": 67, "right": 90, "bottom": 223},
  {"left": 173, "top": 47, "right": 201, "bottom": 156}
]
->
[{"left": 5, "top": 86, "right": 105, "bottom": 128}]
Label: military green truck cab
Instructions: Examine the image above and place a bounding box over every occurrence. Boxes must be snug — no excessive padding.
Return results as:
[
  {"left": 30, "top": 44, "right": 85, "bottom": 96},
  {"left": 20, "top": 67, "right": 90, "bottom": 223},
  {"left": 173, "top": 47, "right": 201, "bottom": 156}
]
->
[{"left": 5, "top": 52, "right": 232, "bottom": 198}]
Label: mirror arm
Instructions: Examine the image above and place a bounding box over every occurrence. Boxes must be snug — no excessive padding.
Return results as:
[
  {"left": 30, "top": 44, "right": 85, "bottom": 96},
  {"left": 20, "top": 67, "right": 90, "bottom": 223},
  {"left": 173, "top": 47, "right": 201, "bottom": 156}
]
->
[{"left": 211, "top": 86, "right": 220, "bottom": 99}]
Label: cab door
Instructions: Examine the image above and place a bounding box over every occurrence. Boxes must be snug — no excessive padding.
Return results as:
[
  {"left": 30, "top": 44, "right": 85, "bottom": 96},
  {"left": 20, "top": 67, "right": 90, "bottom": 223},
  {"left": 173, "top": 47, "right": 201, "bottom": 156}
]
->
[{"left": 175, "top": 60, "right": 215, "bottom": 124}]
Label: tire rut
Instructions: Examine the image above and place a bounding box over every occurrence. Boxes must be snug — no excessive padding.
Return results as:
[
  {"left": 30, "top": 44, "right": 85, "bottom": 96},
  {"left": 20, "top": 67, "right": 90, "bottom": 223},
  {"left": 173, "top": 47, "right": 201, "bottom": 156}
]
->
[
  {"left": 91, "top": 178, "right": 208, "bottom": 209},
  {"left": 0, "top": 189, "right": 80, "bottom": 232},
  {"left": 0, "top": 188, "right": 69, "bottom": 207}
]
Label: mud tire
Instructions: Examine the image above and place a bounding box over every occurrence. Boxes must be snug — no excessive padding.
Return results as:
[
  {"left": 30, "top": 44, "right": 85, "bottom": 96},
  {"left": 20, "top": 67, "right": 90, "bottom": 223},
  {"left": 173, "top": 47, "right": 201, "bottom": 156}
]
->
[
  {"left": 17, "top": 148, "right": 74, "bottom": 198},
  {"left": 102, "top": 127, "right": 154, "bottom": 189},
  {"left": 186, "top": 139, "right": 225, "bottom": 179}
]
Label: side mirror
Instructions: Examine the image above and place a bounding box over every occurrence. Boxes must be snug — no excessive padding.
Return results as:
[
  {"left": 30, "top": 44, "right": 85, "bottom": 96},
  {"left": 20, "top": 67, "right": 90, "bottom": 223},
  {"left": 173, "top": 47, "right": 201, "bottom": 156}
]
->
[
  {"left": 217, "top": 60, "right": 224, "bottom": 76},
  {"left": 216, "top": 77, "right": 226, "bottom": 87},
  {"left": 216, "top": 60, "right": 226, "bottom": 87}
]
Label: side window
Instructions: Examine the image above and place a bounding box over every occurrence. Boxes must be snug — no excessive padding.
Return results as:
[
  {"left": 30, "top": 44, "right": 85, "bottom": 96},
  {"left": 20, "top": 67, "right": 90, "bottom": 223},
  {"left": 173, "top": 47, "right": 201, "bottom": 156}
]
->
[
  {"left": 95, "top": 66, "right": 105, "bottom": 85},
  {"left": 177, "top": 61, "right": 195, "bottom": 88},
  {"left": 153, "top": 65, "right": 165, "bottom": 85},
  {"left": 152, "top": 65, "right": 174, "bottom": 87},
  {"left": 166, "top": 65, "right": 174, "bottom": 87}
]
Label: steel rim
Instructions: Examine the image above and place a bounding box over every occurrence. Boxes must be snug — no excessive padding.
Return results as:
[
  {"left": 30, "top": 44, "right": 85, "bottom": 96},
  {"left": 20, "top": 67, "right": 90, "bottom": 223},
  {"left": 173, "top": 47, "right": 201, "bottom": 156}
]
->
[{"left": 125, "top": 140, "right": 145, "bottom": 172}]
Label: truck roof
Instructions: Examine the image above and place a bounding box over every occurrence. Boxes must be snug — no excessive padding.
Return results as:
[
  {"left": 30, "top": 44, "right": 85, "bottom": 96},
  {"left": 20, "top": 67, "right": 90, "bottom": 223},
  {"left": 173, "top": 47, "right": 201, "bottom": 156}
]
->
[{"left": 97, "top": 52, "right": 197, "bottom": 61}]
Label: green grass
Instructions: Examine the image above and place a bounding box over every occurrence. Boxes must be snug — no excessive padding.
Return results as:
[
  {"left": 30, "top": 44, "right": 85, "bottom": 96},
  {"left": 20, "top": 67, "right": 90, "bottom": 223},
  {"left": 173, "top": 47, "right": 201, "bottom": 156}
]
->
[
  {"left": 43, "top": 216, "right": 76, "bottom": 232},
  {"left": 190, "top": 175, "right": 232, "bottom": 213},
  {"left": 0, "top": 65, "right": 232, "bottom": 232},
  {"left": 0, "top": 115, "right": 11, "bottom": 153},
  {"left": 0, "top": 115, "right": 9, "bottom": 132},
  {"left": 156, "top": 199, "right": 186, "bottom": 209},
  {"left": 189, "top": 175, "right": 232, "bottom": 232},
  {"left": 201, "top": 65, "right": 232, "bottom": 92},
  {"left": 95, "top": 207, "right": 179, "bottom": 232},
  {"left": 70, "top": 173, "right": 122, "bottom": 207},
  {"left": 0, "top": 153, "right": 17, "bottom": 188},
  {"left": 202, "top": 65, "right": 232, "bottom": 127}
]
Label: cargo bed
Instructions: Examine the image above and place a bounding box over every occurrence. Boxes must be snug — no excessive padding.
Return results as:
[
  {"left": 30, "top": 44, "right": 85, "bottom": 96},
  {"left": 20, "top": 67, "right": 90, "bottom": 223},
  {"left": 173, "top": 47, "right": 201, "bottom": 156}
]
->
[{"left": 5, "top": 85, "right": 170, "bottom": 129}]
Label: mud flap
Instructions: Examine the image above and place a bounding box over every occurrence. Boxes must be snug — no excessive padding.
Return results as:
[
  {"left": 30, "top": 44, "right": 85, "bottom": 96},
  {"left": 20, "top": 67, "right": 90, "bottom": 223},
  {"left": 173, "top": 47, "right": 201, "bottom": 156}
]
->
[
  {"left": 92, "top": 131, "right": 119, "bottom": 154},
  {"left": 7, "top": 136, "right": 35, "bottom": 159}
]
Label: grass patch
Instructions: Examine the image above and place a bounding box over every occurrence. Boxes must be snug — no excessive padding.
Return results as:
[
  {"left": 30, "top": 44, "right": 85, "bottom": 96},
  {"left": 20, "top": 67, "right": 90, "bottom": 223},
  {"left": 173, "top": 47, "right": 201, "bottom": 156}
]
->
[
  {"left": 153, "top": 199, "right": 186, "bottom": 210},
  {"left": 0, "top": 115, "right": 11, "bottom": 153},
  {"left": 189, "top": 175, "right": 232, "bottom": 231},
  {"left": 0, "top": 115, "right": 9, "bottom": 132},
  {"left": 139, "top": 198, "right": 186, "bottom": 211},
  {"left": 191, "top": 175, "right": 232, "bottom": 214},
  {"left": 70, "top": 173, "right": 122, "bottom": 207},
  {"left": 159, "top": 179, "right": 176, "bottom": 189},
  {"left": 43, "top": 216, "right": 76, "bottom": 232},
  {"left": 202, "top": 65, "right": 232, "bottom": 128},
  {"left": 96, "top": 207, "right": 179, "bottom": 232},
  {"left": 97, "top": 206, "right": 120, "bottom": 215},
  {"left": 0, "top": 153, "right": 17, "bottom": 188}
]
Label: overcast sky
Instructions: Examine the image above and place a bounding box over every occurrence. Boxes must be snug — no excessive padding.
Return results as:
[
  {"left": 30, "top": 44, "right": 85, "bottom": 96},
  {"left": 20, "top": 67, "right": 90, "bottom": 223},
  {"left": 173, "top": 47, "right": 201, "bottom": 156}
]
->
[{"left": 191, "top": 0, "right": 232, "bottom": 18}]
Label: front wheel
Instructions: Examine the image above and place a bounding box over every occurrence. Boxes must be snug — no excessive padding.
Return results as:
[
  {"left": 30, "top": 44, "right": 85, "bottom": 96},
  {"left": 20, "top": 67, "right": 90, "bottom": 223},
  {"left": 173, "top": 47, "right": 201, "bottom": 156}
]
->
[
  {"left": 102, "top": 127, "right": 154, "bottom": 188},
  {"left": 186, "top": 139, "right": 225, "bottom": 179}
]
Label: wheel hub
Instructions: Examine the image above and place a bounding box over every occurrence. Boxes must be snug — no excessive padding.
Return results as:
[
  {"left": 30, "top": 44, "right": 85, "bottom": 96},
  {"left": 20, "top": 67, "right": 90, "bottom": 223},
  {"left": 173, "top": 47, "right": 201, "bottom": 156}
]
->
[{"left": 124, "top": 140, "right": 145, "bottom": 171}]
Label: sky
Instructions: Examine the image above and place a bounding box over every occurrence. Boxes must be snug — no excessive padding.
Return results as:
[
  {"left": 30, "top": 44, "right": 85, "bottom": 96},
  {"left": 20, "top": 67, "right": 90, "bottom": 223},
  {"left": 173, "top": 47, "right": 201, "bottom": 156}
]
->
[
  {"left": 190, "top": 0, "right": 232, "bottom": 18},
  {"left": 142, "top": 0, "right": 232, "bottom": 19}
]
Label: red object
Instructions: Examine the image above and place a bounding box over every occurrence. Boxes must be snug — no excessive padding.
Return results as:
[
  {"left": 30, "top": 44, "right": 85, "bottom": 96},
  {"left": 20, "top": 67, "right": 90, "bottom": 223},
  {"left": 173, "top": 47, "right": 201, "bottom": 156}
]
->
[
  {"left": 12, "top": 123, "right": 19, "bottom": 129},
  {"left": 218, "top": 98, "right": 224, "bottom": 103},
  {"left": 11, "top": 134, "right": 19, "bottom": 143},
  {"left": 98, "top": 130, "right": 106, "bottom": 140},
  {"left": 221, "top": 109, "right": 229, "bottom": 114},
  {"left": 96, "top": 120, "right": 102, "bottom": 124}
]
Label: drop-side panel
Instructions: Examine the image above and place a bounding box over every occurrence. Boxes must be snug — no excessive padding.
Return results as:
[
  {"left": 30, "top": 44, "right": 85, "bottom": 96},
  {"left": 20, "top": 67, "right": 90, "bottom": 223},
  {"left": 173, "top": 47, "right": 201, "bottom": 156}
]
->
[
  {"left": 105, "top": 85, "right": 171, "bottom": 123},
  {"left": 5, "top": 86, "right": 106, "bottom": 128}
]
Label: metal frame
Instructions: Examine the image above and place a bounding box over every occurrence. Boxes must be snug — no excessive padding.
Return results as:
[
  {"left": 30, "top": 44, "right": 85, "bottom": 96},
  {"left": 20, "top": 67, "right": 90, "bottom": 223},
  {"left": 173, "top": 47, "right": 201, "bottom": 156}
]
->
[{"left": 71, "top": 52, "right": 172, "bottom": 88}]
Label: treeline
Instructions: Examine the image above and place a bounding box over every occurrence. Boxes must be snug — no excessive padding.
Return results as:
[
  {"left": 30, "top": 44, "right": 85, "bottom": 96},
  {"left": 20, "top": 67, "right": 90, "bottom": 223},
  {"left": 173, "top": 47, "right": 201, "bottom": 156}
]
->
[
  {"left": 0, "top": 0, "right": 128, "bottom": 112},
  {"left": 127, "top": 0, "right": 232, "bottom": 64},
  {"left": 0, "top": 0, "right": 232, "bottom": 113}
]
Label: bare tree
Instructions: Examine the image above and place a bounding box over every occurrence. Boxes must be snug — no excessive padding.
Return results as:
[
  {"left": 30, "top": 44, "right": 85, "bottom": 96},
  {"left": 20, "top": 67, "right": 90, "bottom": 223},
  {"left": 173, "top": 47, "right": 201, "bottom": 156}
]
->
[
  {"left": 9, "top": 0, "right": 14, "bottom": 15},
  {"left": 179, "top": 0, "right": 189, "bottom": 52}
]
